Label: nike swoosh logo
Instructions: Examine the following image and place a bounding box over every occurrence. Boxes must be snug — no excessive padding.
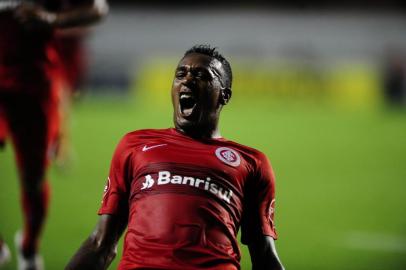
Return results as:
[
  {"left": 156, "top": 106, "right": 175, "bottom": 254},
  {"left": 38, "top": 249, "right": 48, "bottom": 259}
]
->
[{"left": 142, "top": 144, "right": 167, "bottom": 152}]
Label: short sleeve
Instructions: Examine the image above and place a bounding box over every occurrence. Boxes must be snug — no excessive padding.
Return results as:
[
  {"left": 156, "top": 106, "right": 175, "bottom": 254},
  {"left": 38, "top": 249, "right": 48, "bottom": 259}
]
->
[
  {"left": 241, "top": 152, "right": 278, "bottom": 244},
  {"left": 98, "top": 135, "right": 132, "bottom": 216}
]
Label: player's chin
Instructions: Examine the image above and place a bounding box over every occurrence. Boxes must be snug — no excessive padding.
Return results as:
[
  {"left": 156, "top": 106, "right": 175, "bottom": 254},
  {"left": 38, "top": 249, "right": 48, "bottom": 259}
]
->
[
  {"left": 176, "top": 115, "right": 195, "bottom": 128},
  {"left": 175, "top": 113, "right": 201, "bottom": 132}
]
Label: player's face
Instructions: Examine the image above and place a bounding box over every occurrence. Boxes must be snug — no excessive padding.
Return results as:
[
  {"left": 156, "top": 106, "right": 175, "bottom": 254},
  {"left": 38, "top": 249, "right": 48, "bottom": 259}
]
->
[{"left": 171, "top": 53, "right": 227, "bottom": 136}]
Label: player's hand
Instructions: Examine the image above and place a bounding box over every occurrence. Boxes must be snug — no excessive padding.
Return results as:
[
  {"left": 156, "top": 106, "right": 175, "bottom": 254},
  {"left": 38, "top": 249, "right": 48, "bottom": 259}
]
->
[
  {"left": 14, "top": 2, "right": 56, "bottom": 31},
  {"left": 0, "top": 1, "right": 21, "bottom": 14}
]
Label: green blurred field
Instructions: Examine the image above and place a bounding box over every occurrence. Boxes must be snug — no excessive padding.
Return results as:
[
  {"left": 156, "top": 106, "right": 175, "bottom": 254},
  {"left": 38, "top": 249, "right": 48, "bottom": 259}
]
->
[{"left": 1, "top": 94, "right": 406, "bottom": 270}]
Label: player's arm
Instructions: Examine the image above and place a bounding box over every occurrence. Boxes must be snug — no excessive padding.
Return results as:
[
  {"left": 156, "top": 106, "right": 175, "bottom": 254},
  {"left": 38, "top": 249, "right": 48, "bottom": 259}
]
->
[
  {"left": 248, "top": 235, "right": 285, "bottom": 270},
  {"left": 65, "top": 214, "right": 127, "bottom": 270},
  {"left": 14, "top": 0, "right": 108, "bottom": 30},
  {"left": 0, "top": 1, "right": 20, "bottom": 13},
  {"left": 67, "top": 135, "right": 132, "bottom": 269}
]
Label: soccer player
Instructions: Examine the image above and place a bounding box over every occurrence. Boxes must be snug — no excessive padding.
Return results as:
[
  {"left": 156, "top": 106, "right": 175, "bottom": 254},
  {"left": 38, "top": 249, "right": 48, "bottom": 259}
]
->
[
  {"left": 0, "top": 0, "right": 108, "bottom": 269},
  {"left": 53, "top": 27, "right": 89, "bottom": 167},
  {"left": 66, "top": 45, "right": 285, "bottom": 270},
  {"left": 0, "top": 236, "right": 11, "bottom": 267}
]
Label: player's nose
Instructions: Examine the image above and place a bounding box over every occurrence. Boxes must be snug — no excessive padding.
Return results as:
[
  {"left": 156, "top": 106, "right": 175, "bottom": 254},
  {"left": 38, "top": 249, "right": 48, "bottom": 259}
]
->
[{"left": 181, "top": 72, "right": 197, "bottom": 89}]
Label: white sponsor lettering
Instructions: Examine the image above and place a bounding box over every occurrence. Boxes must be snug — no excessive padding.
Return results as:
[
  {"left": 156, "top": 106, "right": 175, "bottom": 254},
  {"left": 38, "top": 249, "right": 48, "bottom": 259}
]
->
[
  {"left": 141, "top": 171, "right": 233, "bottom": 204},
  {"left": 157, "top": 171, "right": 171, "bottom": 184},
  {"left": 141, "top": 175, "right": 155, "bottom": 190}
]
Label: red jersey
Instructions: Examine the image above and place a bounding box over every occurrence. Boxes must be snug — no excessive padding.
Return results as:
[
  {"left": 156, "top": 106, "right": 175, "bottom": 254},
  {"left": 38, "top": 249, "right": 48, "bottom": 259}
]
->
[
  {"left": 54, "top": 34, "right": 85, "bottom": 89},
  {"left": 99, "top": 128, "right": 278, "bottom": 270}
]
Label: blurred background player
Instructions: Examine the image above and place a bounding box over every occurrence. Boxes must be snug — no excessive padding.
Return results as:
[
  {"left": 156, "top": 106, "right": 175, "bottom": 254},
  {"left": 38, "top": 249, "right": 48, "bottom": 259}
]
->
[
  {"left": 53, "top": 20, "right": 89, "bottom": 168},
  {"left": 0, "top": 0, "right": 108, "bottom": 269},
  {"left": 0, "top": 235, "right": 11, "bottom": 267}
]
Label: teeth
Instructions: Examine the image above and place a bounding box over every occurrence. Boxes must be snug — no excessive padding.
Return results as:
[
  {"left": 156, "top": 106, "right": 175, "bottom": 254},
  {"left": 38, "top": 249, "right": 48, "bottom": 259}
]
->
[
  {"left": 180, "top": 93, "right": 193, "bottom": 99},
  {"left": 179, "top": 92, "right": 196, "bottom": 103}
]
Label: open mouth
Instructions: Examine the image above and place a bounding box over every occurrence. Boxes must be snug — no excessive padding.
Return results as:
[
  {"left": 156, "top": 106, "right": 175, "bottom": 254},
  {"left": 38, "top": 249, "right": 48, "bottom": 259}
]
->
[{"left": 179, "top": 92, "right": 197, "bottom": 117}]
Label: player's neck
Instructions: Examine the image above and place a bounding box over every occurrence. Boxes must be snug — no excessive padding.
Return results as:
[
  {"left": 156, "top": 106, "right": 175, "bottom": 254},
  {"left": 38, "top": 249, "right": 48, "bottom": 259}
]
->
[{"left": 175, "top": 126, "right": 222, "bottom": 140}]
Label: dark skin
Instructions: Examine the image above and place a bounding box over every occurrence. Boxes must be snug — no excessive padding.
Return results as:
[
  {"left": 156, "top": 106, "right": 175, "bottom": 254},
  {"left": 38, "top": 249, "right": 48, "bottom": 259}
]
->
[
  {"left": 65, "top": 53, "right": 285, "bottom": 270},
  {"left": 171, "top": 53, "right": 231, "bottom": 139},
  {"left": 65, "top": 215, "right": 127, "bottom": 270}
]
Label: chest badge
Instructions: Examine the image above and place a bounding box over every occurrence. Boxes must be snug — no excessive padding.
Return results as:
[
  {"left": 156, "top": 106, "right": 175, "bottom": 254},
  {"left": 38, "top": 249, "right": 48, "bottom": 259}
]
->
[{"left": 215, "top": 147, "right": 241, "bottom": 167}]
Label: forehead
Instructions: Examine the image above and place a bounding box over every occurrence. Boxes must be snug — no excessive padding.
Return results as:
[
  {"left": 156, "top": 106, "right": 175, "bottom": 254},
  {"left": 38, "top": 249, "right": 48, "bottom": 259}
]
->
[{"left": 177, "top": 53, "right": 224, "bottom": 74}]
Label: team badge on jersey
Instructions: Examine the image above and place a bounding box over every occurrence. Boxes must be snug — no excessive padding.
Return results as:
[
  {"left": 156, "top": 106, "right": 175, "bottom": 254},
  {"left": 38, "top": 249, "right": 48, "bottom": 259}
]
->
[{"left": 215, "top": 147, "right": 241, "bottom": 167}]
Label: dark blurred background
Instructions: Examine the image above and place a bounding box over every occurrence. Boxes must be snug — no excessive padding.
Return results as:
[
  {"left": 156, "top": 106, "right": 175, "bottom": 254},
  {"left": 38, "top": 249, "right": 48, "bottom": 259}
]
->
[
  {"left": 110, "top": 0, "right": 406, "bottom": 9},
  {"left": 80, "top": 1, "right": 406, "bottom": 107}
]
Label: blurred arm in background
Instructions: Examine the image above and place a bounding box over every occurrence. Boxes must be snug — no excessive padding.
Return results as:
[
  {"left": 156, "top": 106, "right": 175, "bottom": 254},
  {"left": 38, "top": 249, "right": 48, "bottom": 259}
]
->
[
  {"left": 249, "top": 235, "right": 285, "bottom": 270},
  {"left": 14, "top": 0, "right": 109, "bottom": 30},
  {"left": 65, "top": 214, "right": 127, "bottom": 270}
]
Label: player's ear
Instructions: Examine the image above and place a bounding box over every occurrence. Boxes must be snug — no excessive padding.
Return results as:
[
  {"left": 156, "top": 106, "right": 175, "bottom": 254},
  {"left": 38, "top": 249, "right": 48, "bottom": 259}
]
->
[{"left": 220, "top": 88, "right": 232, "bottom": 105}]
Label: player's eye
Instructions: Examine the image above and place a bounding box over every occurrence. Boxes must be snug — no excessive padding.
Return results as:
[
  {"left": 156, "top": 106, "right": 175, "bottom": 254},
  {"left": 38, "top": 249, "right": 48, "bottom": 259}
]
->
[
  {"left": 194, "top": 71, "right": 209, "bottom": 80},
  {"left": 195, "top": 72, "right": 204, "bottom": 79},
  {"left": 175, "top": 70, "right": 186, "bottom": 78}
]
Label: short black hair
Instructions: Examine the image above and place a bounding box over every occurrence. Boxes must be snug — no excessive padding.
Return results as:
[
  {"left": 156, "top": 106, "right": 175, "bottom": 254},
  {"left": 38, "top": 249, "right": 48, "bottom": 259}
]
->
[{"left": 184, "top": 45, "right": 233, "bottom": 88}]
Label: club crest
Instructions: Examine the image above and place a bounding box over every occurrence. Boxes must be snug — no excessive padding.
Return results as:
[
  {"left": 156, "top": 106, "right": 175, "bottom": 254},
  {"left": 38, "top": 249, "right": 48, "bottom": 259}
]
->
[{"left": 215, "top": 147, "right": 241, "bottom": 167}]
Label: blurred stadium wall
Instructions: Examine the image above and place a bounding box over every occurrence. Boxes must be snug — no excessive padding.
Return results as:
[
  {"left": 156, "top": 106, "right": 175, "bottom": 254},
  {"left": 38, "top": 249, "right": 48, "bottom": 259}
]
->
[{"left": 83, "top": 8, "right": 406, "bottom": 109}]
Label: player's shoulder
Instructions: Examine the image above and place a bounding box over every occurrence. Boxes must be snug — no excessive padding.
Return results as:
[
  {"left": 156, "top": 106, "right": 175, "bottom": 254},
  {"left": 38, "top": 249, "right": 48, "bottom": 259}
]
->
[
  {"left": 124, "top": 128, "right": 172, "bottom": 138},
  {"left": 221, "top": 139, "right": 269, "bottom": 163},
  {"left": 114, "top": 128, "right": 171, "bottom": 153},
  {"left": 222, "top": 140, "right": 274, "bottom": 177},
  {"left": 120, "top": 128, "right": 172, "bottom": 143}
]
